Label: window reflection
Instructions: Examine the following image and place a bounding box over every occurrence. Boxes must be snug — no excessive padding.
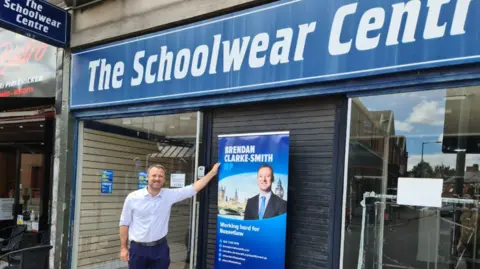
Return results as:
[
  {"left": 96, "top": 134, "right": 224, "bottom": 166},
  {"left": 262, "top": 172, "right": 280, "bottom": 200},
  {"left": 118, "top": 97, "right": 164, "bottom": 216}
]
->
[{"left": 343, "top": 87, "right": 480, "bottom": 269}]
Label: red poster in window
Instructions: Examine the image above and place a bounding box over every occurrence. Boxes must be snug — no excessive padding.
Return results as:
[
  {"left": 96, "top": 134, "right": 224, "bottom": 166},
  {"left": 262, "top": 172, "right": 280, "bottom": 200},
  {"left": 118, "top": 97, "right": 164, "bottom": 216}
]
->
[{"left": 0, "top": 29, "right": 56, "bottom": 98}]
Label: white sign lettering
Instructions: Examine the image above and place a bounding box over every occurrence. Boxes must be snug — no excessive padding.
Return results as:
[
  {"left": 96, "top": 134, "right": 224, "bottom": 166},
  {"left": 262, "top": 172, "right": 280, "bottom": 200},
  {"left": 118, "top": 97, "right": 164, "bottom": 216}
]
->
[
  {"left": 87, "top": 22, "right": 317, "bottom": 92},
  {"left": 328, "top": 0, "right": 472, "bottom": 55},
  {"left": 84, "top": 0, "right": 473, "bottom": 93},
  {"left": 3, "top": 0, "right": 63, "bottom": 34}
]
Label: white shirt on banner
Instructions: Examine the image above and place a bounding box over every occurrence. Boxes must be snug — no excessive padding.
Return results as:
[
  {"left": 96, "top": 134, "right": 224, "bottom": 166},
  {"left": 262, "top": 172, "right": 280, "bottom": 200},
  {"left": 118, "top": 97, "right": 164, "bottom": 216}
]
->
[{"left": 119, "top": 185, "right": 196, "bottom": 242}]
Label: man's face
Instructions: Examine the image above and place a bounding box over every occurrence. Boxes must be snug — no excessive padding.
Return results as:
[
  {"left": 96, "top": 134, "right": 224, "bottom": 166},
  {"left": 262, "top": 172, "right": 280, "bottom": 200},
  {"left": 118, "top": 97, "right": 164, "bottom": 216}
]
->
[
  {"left": 257, "top": 167, "right": 273, "bottom": 192},
  {"left": 148, "top": 167, "right": 165, "bottom": 191}
]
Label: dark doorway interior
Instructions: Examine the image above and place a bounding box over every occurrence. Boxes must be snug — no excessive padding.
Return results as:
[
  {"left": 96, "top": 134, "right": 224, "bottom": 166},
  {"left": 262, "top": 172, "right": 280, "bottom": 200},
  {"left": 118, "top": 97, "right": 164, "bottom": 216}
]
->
[{"left": 0, "top": 106, "right": 55, "bottom": 233}]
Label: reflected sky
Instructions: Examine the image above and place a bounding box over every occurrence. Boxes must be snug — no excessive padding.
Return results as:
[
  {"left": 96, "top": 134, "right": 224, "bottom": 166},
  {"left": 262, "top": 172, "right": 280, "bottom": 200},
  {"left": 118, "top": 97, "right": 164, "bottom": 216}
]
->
[{"left": 358, "top": 89, "right": 480, "bottom": 171}]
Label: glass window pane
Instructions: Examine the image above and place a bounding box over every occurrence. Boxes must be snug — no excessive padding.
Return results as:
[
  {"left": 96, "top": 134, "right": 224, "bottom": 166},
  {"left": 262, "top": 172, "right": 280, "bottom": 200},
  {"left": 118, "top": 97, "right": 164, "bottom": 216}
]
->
[
  {"left": 73, "top": 112, "right": 201, "bottom": 269},
  {"left": 0, "top": 150, "right": 17, "bottom": 228},
  {"left": 343, "top": 87, "right": 480, "bottom": 269}
]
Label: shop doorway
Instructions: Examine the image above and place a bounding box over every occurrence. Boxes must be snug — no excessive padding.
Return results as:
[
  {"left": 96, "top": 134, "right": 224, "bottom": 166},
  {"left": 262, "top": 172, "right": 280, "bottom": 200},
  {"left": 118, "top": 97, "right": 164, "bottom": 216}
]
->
[
  {"left": 71, "top": 112, "right": 203, "bottom": 269},
  {"left": 0, "top": 107, "right": 55, "bottom": 235}
]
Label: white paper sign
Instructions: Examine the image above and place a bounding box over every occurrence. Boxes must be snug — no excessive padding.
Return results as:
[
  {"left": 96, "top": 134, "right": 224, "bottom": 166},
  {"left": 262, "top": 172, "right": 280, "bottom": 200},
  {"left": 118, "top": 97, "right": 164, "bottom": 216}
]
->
[
  {"left": 397, "top": 177, "right": 443, "bottom": 208},
  {"left": 0, "top": 199, "right": 14, "bottom": 220},
  {"left": 32, "top": 222, "right": 39, "bottom": 232},
  {"left": 171, "top": 173, "right": 186, "bottom": 188}
]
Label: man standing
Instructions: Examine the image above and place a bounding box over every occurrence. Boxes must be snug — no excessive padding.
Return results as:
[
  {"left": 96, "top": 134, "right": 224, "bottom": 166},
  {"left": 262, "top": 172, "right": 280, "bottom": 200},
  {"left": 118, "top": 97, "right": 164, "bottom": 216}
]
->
[
  {"left": 244, "top": 164, "right": 287, "bottom": 220},
  {"left": 119, "top": 162, "right": 220, "bottom": 269}
]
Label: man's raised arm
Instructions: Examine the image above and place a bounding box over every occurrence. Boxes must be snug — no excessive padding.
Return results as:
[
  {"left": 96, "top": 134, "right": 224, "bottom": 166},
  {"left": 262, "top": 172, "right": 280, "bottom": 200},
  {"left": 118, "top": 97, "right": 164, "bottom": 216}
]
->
[
  {"left": 170, "top": 163, "right": 221, "bottom": 204},
  {"left": 193, "top": 163, "right": 220, "bottom": 192}
]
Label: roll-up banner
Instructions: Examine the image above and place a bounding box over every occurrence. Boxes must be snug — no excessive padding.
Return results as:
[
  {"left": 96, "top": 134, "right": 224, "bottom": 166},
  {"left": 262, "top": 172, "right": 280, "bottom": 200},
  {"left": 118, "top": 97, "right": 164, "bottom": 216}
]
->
[{"left": 216, "top": 131, "right": 289, "bottom": 268}]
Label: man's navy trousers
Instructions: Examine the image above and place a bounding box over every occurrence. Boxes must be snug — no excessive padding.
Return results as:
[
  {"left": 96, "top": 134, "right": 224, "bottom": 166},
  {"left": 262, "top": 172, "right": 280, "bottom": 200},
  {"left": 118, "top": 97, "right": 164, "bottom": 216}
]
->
[{"left": 129, "top": 240, "right": 170, "bottom": 269}]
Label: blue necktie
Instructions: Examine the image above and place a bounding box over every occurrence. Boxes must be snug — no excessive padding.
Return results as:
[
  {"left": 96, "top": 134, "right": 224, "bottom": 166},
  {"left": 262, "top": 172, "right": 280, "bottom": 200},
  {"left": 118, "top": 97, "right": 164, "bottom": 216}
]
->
[{"left": 259, "top": 196, "right": 266, "bottom": 219}]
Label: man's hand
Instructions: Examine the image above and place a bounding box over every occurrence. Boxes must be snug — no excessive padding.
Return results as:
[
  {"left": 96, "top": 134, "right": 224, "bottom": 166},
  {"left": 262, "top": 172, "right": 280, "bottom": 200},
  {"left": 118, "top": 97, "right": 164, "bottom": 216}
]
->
[
  {"left": 210, "top": 162, "right": 220, "bottom": 176},
  {"left": 120, "top": 247, "right": 129, "bottom": 262},
  {"left": 193, "top": 162, "right": 221, "bottom": 192}
]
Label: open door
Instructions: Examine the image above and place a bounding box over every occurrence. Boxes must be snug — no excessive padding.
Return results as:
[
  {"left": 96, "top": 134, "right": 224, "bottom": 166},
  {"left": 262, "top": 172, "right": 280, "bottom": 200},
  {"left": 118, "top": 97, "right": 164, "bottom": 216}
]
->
[{"left": 0, "top": 107, "right": 55, "bottom": 233}]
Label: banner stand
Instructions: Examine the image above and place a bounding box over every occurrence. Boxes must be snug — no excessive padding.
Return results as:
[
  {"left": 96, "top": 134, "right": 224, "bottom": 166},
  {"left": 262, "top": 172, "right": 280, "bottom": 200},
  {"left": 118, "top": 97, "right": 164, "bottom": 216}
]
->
[{"left": 216, "top": 131, "right": 290, "bottom": 268}]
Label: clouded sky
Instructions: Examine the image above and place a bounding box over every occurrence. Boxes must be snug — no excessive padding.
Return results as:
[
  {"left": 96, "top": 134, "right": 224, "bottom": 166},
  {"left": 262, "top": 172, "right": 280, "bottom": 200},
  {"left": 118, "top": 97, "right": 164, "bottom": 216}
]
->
[{"left": 358, "top": 89, "right": 480, "bottom": 171}]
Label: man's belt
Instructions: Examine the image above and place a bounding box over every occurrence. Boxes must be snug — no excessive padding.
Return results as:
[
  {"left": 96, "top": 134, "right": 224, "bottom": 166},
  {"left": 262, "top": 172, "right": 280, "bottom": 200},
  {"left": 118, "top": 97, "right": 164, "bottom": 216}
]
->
[{"left": 131, "top": 237, "right": 167, "bottom": 247}]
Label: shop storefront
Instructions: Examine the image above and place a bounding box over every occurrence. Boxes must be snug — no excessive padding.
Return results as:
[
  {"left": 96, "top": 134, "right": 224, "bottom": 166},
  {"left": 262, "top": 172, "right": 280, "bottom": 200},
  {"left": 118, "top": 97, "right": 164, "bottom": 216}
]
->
[
  {"left": 0, "top": 1, "right": 71, "bottom": 268},
  {"left": 67, "top": 0, "right": 480, "bottom": 269},
  {"left": 0, "top": 28, "right": 57, "bottom": 236}
]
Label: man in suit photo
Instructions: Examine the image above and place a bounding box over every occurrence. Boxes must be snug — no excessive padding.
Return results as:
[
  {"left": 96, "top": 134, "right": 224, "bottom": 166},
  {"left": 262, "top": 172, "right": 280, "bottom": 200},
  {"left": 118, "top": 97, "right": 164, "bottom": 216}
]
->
[{"left": 244, "top": 164, "right": 287, "bottom": 220}]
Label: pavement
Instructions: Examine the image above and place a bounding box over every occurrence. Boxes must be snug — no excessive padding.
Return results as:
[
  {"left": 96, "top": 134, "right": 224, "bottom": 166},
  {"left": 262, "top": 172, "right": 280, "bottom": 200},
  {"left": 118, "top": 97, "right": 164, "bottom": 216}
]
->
[
  {"left": 170, "top": 262, "right": 189, "bottom": 269},
  {"left": 119, "top": 262, "right": 188, "bottom": 269},
  {"left": 344, "top": 206, "right": 470, "bottom": 269},
  {"left": 0, "top": 261, "right": 189, "bottom": 269}
]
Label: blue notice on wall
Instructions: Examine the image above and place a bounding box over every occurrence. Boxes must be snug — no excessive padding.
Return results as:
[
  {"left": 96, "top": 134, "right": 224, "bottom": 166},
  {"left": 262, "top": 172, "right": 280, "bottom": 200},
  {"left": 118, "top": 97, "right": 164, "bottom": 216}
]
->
[
  {"left": 138, "top": 172, "right": 147, "bottom": 190},
  {"left": 101, "top": 170, "right": 113, "bottom": 194},
  {"left": 216, "top": 131, "right": 290, "bottom": 268}
]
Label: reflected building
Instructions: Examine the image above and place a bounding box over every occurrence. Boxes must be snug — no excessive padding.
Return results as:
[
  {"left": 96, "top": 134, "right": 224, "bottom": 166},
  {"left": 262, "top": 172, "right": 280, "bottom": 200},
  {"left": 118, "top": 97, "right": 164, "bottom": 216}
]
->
[
  {"left": 344, "top": 98, "right": 411, "bottom": 269},
  {"left": 347, "top": 100, "right": 409, "bottom": 225}
]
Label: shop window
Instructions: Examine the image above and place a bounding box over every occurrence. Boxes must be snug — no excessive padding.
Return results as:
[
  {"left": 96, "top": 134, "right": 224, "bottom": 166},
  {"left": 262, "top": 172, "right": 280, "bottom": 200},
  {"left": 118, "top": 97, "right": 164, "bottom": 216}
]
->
[
  {"left": 343, "top": 87, "right": 480, "bottom": 269},
  {"left": 71, "top": 112, "right": 202, "bottom": 269}
]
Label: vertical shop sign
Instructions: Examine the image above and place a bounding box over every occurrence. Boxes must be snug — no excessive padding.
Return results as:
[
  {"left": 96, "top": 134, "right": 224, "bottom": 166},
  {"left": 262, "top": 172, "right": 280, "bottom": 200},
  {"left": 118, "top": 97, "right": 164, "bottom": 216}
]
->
[
  {"left": 0, "top": 0, "right": 70, "bottom": 47},
  {"left": 216, "top": 131, "right": 290, "bottom": 268},
  {"left": 100, "top": 170, "right": 113, "bottom": 194},
  {"left": 138, "top": 172, "right": 147, "bottom": 189}
]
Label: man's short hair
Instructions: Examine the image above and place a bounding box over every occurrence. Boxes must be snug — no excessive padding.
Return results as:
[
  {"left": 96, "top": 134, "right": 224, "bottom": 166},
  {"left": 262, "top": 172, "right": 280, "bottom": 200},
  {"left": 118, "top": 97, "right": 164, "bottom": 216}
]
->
[
  {"left": 257, "top": 164, "right": 274, "bottom": 182},
  {"left": 147, "top": 164, "right": 167, "bottom": 176}
]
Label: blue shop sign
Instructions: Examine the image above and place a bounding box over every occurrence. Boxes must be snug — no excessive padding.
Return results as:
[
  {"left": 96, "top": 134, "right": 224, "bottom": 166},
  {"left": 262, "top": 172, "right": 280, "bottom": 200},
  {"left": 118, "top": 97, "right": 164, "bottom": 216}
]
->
[
  {"left": 71, "top": 0, "right": 478, "bottom": 109},
  {"left": 0, "top": 0, "right": 70, "bottom": 47}
]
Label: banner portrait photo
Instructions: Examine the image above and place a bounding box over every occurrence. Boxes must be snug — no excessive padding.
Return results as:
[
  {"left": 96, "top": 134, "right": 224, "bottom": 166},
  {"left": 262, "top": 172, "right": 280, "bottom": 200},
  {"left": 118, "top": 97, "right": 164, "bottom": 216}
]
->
[{"left": 216, "top": 131, "right": 290, "bottom": 268}]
